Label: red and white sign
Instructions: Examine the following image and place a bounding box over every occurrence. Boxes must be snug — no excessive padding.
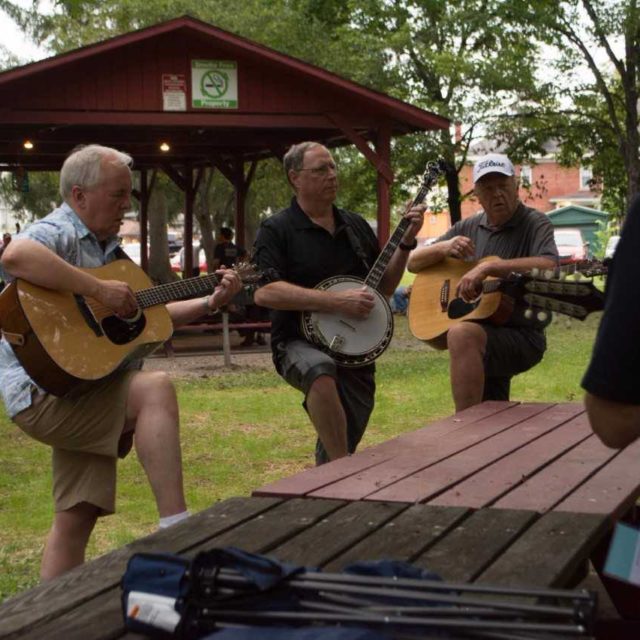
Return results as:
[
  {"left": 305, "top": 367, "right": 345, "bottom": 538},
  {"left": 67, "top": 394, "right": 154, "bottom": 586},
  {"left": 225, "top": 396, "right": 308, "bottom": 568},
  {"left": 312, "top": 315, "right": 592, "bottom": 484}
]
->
[{"left": 162, "top": 74, "right": 187, "bottom": 112}]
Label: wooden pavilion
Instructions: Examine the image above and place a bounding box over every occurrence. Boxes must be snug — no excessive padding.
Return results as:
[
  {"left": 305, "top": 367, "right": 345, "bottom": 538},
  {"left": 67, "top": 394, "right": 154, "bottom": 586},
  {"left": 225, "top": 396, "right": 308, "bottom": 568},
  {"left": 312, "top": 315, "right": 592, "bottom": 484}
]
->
[{"left": 0, "top": 15, "right": 448, "bottom": 274}]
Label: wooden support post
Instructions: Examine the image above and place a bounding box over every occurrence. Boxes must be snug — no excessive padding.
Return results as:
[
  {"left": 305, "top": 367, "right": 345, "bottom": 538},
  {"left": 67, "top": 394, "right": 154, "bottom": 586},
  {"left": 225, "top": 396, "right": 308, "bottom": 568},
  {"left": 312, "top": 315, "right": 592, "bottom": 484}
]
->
[
  {"left": 375, "top": 123, "right": 392, "bottom": 247},
  {"left": 184, "top": 163, "right": 194, "bottom": 277},
  {"left": 222, "top": 310, "right": 232, "bottom": 367},
  {"left": 139, "top": 169, "right": 149, "bottom": 271}
]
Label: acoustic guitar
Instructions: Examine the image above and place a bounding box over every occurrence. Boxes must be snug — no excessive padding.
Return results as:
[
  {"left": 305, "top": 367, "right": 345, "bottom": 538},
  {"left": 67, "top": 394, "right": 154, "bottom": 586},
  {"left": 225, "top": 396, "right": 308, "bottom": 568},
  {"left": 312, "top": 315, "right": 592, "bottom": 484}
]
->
[
  {"left": 408, "top": 257, "right": 606, "bottom": 347},
  {"left": 0, "top": 259, "right": 259, "bottom": 396}
]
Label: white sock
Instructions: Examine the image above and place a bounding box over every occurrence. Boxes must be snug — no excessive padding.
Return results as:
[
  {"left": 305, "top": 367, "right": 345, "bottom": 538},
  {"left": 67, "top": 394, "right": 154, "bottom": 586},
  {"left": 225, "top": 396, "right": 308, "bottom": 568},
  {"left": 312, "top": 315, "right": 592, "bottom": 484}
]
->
[{"left": 158, "top": 510, "right": 190, "bottom": 529}]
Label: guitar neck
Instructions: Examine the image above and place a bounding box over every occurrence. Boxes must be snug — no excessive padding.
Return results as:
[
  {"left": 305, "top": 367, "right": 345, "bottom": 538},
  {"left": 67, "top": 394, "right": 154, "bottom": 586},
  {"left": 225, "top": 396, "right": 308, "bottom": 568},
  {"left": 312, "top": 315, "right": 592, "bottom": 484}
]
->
[
  {"left": 135, "top": 273, "right": 220, "bottom": 309},
  {"left": 480, "top": 260, "right": 608, "bottom": 297}
]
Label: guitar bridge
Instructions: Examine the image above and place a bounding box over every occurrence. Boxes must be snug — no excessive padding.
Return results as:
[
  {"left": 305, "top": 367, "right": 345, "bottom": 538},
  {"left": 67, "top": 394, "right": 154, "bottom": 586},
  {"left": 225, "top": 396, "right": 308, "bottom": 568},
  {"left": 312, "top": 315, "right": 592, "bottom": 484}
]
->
[{"left": 329, "top": 335, "right": 345, "bottom": 352}]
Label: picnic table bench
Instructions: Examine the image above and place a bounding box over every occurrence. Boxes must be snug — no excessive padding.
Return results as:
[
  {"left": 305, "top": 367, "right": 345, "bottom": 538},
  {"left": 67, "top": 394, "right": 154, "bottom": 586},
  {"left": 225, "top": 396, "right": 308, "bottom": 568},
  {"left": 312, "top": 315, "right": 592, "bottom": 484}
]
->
[
  {"left": 1, "top": 402, "right": 638, "bottom": 639},
  {"left": 163, "top": 309, "right": 271, "bottom": 365}
]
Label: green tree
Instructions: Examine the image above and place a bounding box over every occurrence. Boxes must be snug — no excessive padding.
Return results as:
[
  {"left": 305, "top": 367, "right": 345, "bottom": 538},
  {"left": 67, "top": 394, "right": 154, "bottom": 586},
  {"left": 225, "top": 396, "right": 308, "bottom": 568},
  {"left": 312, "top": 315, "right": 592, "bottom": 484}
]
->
[
  {"left": 493, "top": 0, "right": 640, "bottom": 215},
  {"left": 343, "top": 0, "right": 552, "bottom": 222},
  {"left": 0, "top": 171, "right": 60, "bottom": 224}
]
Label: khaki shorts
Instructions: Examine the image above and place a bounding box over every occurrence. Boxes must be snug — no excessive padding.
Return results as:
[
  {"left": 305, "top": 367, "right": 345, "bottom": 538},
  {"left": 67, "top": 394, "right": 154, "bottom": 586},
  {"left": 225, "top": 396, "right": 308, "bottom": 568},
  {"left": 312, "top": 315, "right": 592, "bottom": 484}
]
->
[{"left": 13, "top": 370, "right": 138, "bottom": 516}]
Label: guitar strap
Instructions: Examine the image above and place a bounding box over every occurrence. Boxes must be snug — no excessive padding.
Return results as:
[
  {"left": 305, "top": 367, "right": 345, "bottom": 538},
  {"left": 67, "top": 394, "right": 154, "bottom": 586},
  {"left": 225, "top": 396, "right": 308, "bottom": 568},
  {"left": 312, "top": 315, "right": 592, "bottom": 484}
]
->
[
  {"left": 113, "top": 245, "right": 132, "bottom": 261},
  {"left": 344, "top": 224, "right": 371, "bottom": 272}
]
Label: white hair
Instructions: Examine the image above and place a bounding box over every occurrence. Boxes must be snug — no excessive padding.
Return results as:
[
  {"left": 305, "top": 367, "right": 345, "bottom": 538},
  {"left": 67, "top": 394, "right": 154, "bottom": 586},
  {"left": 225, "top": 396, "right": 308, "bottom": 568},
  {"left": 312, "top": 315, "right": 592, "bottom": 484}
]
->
[{"left": 59, "top": 144, "right": 133, "bottom": 201}]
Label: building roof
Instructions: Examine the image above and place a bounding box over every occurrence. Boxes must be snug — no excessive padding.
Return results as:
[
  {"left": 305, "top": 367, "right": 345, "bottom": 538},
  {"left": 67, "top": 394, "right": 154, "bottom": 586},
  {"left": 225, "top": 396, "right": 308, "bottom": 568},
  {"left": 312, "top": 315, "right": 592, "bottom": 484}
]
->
[{"left": 0, "top": 15, "right": 448, "bottom": 172}]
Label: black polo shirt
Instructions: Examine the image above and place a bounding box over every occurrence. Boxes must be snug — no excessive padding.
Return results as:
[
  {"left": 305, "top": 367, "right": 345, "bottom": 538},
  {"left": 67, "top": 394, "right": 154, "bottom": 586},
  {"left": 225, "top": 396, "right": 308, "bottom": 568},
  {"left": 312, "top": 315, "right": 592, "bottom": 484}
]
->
[{"left": 253, "top": 197, "right": 380, "bottom": 349}]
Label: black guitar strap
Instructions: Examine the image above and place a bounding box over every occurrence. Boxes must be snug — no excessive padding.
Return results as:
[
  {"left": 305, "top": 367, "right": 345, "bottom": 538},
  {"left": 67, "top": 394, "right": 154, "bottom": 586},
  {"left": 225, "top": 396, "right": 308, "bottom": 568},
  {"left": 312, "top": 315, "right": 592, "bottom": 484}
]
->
[
  {"left": 344, "top": 224, "right": 371, "bottom": 272},
  {"left": 113, "top": 245, "right": 132, "bottom": 261}
]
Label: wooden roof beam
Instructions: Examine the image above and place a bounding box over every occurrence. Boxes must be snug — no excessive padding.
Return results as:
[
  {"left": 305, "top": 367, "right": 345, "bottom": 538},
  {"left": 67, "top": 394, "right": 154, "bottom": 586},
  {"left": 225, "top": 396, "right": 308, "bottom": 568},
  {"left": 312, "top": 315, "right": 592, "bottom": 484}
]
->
[{"left": 325, "top": 112, "right": 394, "bottom": 184}]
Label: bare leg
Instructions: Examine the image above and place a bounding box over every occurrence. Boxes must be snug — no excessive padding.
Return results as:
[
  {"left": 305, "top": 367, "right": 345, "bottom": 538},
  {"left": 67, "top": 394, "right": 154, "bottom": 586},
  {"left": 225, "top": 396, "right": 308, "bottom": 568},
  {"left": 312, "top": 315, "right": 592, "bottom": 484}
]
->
[
  {"left": 306, "top": 375, "right": 348, "bottom": 461},
  {"left": 41, "top": 502, "right": 99, "bottom": 581},
  {"left": 126, "top": 371, "right": 187, "bottom": 517},
  {"left": 447, "top": 323, "right": 488, "bottom": 412}
]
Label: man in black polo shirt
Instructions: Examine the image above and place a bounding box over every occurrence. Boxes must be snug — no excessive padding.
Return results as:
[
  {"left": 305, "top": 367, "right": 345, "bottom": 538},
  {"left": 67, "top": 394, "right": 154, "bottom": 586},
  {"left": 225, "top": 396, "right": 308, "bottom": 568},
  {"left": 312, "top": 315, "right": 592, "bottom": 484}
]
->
[
  {"left": 253, "top": 141, "right": 424, "bottom": 464},
  {"left": 408, "top": 153, "right": 558, "bottom": 412}
]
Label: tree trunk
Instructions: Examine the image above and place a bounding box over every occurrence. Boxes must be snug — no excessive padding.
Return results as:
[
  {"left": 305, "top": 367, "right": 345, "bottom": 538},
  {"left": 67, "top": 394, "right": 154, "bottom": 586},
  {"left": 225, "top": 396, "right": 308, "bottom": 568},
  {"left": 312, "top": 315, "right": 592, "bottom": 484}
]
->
[
  {"left": 195, "top": 168, "right": 217, "bottom": 274},
  {"left": 147, "top": 184, "right": 177, "bottom": 283},
  {"left": 622, "top": 82, "right": 640, "bottom": 211},
  {"left": 437, "top": 130, "right": 462, "bottom": 225}
]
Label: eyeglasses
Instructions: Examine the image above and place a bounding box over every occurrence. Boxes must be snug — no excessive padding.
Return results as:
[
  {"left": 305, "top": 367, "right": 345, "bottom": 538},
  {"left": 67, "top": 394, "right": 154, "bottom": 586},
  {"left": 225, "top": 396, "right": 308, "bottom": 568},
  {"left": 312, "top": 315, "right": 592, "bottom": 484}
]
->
[{"left": 298, "top": 162, "right": 338, "bottom": 176}]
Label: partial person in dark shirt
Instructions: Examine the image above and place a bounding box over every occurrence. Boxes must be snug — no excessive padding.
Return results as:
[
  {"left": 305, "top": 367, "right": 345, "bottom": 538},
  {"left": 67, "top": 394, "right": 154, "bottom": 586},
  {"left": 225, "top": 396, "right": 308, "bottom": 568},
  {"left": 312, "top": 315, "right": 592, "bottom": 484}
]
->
[
  {"left": 253, "top": 141, "right": 425, "bottom": 464},
  {"left": 211, "top": 227, "right": 247, "bottom": 270},
  {"left": 408, "top": 153, "right": 558, "bottom": 412},
  {"left": 582, "top": 197, "right": 640, "bottom": 448},
  {"left": 212, "top": 227, "right": 265, "bottom": 346}
]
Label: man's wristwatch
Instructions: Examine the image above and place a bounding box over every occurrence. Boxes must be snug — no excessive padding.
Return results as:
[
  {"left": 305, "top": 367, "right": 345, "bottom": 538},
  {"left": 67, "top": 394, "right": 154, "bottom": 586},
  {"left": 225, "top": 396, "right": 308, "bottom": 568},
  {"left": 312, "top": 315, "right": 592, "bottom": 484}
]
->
[
  {"left": 202, "top": 295, "right": 216, "bottom": 315},
  {"left": 398, "top": 238, "right": 418, "bottom": 251}
]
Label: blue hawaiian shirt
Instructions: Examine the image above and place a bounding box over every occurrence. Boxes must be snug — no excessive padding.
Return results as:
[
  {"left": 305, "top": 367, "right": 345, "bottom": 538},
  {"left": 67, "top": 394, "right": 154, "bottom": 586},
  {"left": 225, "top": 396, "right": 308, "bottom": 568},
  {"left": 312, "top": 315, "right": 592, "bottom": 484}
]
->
[{"left": 0, "top": 202, "right": 125, "bottom": 417}]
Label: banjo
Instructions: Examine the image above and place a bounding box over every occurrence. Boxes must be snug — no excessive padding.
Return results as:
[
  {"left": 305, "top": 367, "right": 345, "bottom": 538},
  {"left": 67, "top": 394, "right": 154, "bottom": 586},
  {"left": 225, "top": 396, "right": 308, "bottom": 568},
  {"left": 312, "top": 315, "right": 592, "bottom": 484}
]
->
[{"left": 301, "top": 160, "right": 444, "bottom": 367}]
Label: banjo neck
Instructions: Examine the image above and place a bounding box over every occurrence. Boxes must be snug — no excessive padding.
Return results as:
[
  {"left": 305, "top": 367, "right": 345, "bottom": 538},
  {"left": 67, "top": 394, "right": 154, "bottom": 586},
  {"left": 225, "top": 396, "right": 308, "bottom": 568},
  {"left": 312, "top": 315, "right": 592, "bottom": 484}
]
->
[
  {"left": 364, "top": 215, "right": 413, "bottom": 290},
  {"left": 364, "top": 163, "right": 442, "bottom": 291}
]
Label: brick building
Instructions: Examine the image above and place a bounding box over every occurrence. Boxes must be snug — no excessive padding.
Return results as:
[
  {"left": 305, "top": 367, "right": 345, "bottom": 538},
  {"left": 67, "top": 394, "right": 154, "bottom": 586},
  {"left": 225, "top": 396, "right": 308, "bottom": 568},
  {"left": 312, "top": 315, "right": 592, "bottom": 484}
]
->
[{"left": 419, "top": 142, "right": 601, "bottom": 241}]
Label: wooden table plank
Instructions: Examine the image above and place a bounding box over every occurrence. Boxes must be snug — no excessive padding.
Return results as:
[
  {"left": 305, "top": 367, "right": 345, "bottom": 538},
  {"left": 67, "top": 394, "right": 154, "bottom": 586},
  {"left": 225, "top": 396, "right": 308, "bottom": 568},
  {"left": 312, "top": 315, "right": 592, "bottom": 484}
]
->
[
  {"left": 310, "top": 403, "right": 554, "bottom": 502},
  {"left": 252, "top": 401, "right": 517, "bottom": 498},
  {"left": 411, "top": 509, "right": 537, "bottom": 583},
  {"left": 267, "top": 501, "right": 407, "bottom": 568},
  {"left": 6, "top": 498, "right": 345, "bottom": 640},
  {"left": 364, "top": 404, "right": 566, "bottom": 503},
  {"left": 492, "top": 434, "right": 619, "bottom": 512},
  {"left": 0, "top": 496, "right": 281, "bottom": 639},
  {"left": 323, "top": 504, "right": 470, "bottom": 572},
  {"left": 554, "top": 436, "right": 640, "bottom": 517},
  {"left": 476, "top": 511, "right": 609, "bottom": 588},
  {"left": 430, "top": 411, "right": 592, "bottom": 508}
]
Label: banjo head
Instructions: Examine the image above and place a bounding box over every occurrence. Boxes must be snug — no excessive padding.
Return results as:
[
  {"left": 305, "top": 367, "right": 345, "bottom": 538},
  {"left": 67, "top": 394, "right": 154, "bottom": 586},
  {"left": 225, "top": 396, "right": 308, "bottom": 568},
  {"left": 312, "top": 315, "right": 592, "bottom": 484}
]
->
[{"left": 302, "top": 276, "right": 394, "bottom": 366}]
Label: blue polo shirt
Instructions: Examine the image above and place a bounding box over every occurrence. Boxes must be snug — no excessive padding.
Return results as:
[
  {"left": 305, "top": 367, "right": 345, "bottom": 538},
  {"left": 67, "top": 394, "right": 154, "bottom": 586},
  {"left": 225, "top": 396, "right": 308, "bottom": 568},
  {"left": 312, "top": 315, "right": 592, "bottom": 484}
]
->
[{"left": 0, "top": 202, "right": 124, "bottom": 417}]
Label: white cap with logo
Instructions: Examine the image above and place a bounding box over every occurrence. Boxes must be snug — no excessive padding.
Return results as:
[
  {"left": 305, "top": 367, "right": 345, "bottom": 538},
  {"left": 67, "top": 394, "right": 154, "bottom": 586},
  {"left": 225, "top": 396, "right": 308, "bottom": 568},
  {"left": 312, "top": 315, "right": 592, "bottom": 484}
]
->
[{"left": 472, "top": 153, "right": 515, "bottom": 184}]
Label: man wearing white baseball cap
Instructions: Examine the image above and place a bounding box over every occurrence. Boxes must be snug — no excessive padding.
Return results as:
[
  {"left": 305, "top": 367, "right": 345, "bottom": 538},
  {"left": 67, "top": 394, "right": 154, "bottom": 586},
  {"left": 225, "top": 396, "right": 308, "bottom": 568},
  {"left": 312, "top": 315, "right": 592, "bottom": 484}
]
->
[{"left": 408, "top": 152, "right": 558, "bottom": 412}]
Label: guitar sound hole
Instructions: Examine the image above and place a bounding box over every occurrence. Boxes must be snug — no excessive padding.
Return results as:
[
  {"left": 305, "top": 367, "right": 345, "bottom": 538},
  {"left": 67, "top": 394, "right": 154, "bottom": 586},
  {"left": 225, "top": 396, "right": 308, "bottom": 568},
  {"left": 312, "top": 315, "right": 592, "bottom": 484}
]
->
[
  {"left": 448, "top": 298, "right": 478, "bottom": 319},
  {"left": 101, "top": 313, "right": 147, "bottom": 345}
]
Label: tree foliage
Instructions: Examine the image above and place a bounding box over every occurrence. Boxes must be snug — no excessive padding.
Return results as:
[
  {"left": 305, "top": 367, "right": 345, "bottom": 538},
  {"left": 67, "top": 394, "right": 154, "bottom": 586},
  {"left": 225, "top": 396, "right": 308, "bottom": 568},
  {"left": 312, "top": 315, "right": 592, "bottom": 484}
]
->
[
  {"left": 3, "top": 0, "right": 639, "bottom": 232},
  {"left": 490, "top": 0, "right": 640, "bottom": 216}
]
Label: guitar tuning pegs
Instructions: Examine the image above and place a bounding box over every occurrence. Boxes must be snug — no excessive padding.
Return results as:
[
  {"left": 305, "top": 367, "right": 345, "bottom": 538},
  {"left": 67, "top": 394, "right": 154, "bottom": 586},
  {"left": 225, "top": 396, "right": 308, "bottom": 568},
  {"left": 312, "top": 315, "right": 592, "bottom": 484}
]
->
[
  {"left": 543, "top": 269, "right": 554, "bottom": 280},
  {"left": 530, "top": 268, "right": 539, "bottom": 277},
  {"left": 537, "top": 311, "right": 548, "bottom": 322},
  {"left": 524, "top": 308, "right": 534, "bottom": 320}
]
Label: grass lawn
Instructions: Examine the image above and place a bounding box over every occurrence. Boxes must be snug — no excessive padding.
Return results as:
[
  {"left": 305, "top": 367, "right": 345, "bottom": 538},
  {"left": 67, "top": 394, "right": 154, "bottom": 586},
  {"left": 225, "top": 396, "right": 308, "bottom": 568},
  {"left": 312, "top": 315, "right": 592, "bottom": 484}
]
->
[{"left": 0, "top": 311, "right": 601, "bottom": 600}]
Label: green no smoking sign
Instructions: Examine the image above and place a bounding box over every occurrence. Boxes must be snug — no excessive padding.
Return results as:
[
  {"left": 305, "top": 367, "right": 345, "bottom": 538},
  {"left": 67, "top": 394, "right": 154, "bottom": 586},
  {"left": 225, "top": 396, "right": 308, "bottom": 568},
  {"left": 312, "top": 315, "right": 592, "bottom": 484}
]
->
[
  {"left": 201, "top": 70, "right": 228, "bottom": 98},
  {"left": 192, "top": 60, "right": 238, "bottom": 109}
]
